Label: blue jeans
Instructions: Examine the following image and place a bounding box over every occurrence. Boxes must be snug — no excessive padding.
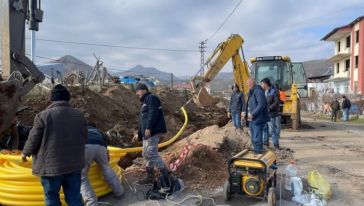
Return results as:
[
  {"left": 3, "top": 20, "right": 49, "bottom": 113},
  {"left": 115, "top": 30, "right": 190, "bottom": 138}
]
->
[
  {"left": 41, "top": 171, "right": 83, "bottom": 206},
  {"left": 249, "top": 122, "right": 265, "bottom": 153},
  {"left": 263, "top": 116, "right": 281, "bottom": 147},
  {"left": 343, "top": 108, "right": 350, "bottom": 121},
  {"left": 263, "top": 123, "right": 269, "bottom": 144},
  {"left": 232, "top": 112, "right": 242, "bottom": 129},
  {"left": 268, "top": 116, "right": 280, "bottom": 146}
]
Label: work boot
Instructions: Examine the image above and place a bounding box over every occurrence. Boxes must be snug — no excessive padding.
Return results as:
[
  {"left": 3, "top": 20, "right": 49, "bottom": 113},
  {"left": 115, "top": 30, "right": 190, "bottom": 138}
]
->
[
  {"left": 159, "top": 168, "right": 172, "bottom": 194},
  {"left": 136, "top": 167, "right": 155, "bottom": 185},
  {"left": 274, "top": 145, "right": 280, "bottom": 150}
]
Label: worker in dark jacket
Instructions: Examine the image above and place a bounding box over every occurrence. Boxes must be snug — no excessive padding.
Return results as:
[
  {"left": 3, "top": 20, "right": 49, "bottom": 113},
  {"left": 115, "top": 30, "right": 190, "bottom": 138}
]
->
[
  {"left": 22, "top": 85, "right": 87, "bottom": 206},
  {"left": 330, "top": 98, "right": 340, "bottom": 122},
  {"left": 342, "top": 95, "right": 351, "bottom": 121},
  {"left": 134, "top": 83, "right": 169, "bottom": 185},
  {"left": 261, "top": 78, "right": 281, "bottom": 149},
  {"left": 245, "top": 78, "right": 270, "bottom": 154},
  {"left": 81, "top": 122, "right": 124, "bottom": 206},
  {"left": 228, "top": 83, "right": 245, "bottom": 130}
]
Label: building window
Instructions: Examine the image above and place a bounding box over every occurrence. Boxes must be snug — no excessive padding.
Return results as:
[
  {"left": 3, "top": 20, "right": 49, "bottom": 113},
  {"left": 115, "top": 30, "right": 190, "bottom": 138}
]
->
[
  {"left": 355, "top": 55, "right": 359, "bottom": 68},
  {"left": 345, "top": 59, "right": 350, "bottom": 71},
  {"left": 346, "top": 35, "right": 351, "bottom": 48},
  {"left": 336, "top": 62, "right": 340, "bottom": 73},
  {"left": 338, "top": 41, "right": 341, "bottom": 52},
  {"left": 356, "top": 30, "right": 359, "bottom": 43}
]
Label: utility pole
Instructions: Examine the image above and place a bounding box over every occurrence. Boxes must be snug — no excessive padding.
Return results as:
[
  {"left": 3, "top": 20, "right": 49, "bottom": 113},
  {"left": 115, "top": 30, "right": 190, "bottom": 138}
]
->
[
  {"left": 30, "top": 31, "right": 36, "bottom": 63},
  {"left": 199, "top": 40, "right": 206, "bottom": 75}
]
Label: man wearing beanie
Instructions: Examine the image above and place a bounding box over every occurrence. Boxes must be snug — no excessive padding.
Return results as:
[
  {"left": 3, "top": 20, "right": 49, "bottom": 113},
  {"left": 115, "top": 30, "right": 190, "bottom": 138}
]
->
[
  {"left": 22, "top": 84, "right": 87, "bottom": 206},
  {"left": 134, "top": 83, "right": 170, "bottom": 185}
]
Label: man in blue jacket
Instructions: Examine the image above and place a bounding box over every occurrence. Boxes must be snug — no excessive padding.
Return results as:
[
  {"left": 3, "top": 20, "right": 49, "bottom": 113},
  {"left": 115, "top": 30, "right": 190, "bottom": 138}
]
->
[
  {"left": 228, "top": 84, "right": 245, "bottom": 130},
  {"left": 134, "top": 83, "right": 169, "bottom": 185},
  {"left": 245, "top": 78, "right": 270, "bottom": 154}
]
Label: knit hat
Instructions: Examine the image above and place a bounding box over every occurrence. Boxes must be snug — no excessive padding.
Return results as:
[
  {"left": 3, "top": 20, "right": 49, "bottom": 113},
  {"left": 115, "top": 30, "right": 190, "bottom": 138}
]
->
[
  {"left": 135, "top": 83, "right": 149, "bottom": 91},
  {"left": 51, "top": 84, "right": 70, "bottom": 101}
]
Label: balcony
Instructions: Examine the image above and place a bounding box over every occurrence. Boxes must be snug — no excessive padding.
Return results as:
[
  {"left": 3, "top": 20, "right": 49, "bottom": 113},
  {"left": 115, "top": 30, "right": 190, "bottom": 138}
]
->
[
  {"left": 328, "top": 53, "right": 351, "bottom": 62},
  {"left": 325, "top": 70, "right": 350, "bottom": 82}
]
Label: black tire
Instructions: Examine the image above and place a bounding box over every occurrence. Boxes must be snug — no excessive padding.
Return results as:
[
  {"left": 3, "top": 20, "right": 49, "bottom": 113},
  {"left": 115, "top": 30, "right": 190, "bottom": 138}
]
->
[
  {"left": 267, "top": 187, "right": 276, "bottom": 206},
  {"left": 223, "top": 181, "right": 231, "bottom": 201}
]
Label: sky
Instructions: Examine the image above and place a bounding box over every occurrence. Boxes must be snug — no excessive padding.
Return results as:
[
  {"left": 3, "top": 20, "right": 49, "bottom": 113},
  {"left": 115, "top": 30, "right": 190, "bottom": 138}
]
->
[{"left": 22, "top": 0, "right": 364, "bottom": 76}]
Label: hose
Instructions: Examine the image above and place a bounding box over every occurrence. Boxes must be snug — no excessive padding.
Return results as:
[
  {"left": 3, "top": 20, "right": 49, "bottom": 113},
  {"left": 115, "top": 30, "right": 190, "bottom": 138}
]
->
[{"left": 0, "top": 107, "right": 188, "bottom": 205}]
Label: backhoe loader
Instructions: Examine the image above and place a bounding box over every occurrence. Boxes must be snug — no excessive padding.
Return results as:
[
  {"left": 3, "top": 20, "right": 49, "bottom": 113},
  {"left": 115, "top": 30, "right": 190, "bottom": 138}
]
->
[{"left": 191, "top": 34, "right": 307, "bottom": 130}]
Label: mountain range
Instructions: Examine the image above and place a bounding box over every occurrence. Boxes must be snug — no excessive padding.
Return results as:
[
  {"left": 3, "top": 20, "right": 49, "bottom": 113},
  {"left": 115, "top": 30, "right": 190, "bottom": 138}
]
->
[{"left": 36, "top": 55, "right": 332, "bottom": 87}]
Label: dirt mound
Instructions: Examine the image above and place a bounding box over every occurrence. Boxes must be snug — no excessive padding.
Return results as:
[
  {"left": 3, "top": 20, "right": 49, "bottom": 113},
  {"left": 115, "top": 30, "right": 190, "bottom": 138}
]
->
[
  {"left": 176, "top": 145, "right": 227, "bottom": 190},
  {"left": 160, "top": 123, "right": 251, "bottom": 191},
  {"left": 18, "top": 86, "right": 229, "bottom": 148}
]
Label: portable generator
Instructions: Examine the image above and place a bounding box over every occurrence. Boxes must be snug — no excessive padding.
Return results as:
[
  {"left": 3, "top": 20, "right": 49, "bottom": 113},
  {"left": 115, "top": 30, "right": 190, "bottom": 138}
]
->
[{"left": 223, "top": 149, "right": 277, "bottom": 206}]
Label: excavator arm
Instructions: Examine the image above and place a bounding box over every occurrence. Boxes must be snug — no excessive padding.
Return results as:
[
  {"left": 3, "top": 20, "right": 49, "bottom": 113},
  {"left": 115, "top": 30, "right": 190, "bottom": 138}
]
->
[
  {"left": 0, "top": 0, "right": 44, "bottom": 140},
  {"left": 191, "top": 34, "right": 250, "bottom": 107}
]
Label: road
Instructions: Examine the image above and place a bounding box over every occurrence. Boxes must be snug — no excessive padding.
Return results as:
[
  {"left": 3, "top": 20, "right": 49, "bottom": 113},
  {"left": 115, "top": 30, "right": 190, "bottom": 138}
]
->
[{"left": 100, "top": 117, "right": 364, "bottom": 206}]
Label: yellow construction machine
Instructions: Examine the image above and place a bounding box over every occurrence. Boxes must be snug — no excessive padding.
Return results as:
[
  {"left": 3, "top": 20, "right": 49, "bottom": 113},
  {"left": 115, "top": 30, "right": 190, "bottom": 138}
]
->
[
  {"left": 190, "top": 34, "right": 250, "bottom": 107},
  {"left": 0, "top": 0, "right": 45, "bottom": 146},
  {"left": 191, "top": 34, "right": 307, "bottom": 130},
  {"left": 250, "top": 56, "right": 307, "bottom": 130}
]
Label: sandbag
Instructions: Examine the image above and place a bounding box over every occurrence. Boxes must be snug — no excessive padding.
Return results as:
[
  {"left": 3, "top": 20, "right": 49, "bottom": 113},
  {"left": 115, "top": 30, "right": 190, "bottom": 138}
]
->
[{"left": 307, "top": 170, "right": 331, "bottom": 200}]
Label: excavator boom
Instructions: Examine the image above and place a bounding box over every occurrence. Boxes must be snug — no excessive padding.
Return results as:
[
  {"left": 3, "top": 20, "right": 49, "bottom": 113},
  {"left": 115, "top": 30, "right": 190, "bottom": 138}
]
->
[{"left": 191, "top": 34, "right": 250, "bottom": 107}]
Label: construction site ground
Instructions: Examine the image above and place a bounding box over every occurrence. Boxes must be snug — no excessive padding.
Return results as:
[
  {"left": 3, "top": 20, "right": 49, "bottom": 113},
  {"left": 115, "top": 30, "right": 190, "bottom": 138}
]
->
[
  {"left": 17, "top": 87, "right": 364, "bottom": 206},
  {"left": 100, "top": 114, "right": 364, "bottom": 206}
]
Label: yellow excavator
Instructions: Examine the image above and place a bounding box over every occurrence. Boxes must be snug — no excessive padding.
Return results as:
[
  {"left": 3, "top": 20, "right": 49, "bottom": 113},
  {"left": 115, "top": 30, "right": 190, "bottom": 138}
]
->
[
  {"left": 191, "top": 34, "right": 307, "bottom": 130},
  {"left": 0, "top": 0, "right": 44, "bottom": 146},
  {"left": 190, "top": 34, "right": 250, "bottom": 107}
]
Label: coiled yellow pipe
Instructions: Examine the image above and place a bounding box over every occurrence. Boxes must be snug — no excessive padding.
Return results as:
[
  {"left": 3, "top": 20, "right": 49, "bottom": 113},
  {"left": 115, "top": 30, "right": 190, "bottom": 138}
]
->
[{"left": 0, "top": 107, "right": 188, "bottom": 206}]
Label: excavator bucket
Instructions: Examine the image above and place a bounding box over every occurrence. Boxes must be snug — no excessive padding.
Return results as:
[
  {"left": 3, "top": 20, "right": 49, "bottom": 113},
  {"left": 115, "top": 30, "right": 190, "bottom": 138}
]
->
[
  {"left": 192, "top": 87, "right": 218, "bottom": 107},
  {"left": 0, "top": 80, "right": 20, "bottom": 137}
]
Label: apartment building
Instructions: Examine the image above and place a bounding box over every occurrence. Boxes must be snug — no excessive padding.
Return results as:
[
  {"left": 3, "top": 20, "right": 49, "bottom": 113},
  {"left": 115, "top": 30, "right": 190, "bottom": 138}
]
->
[{"left": 322, "top": 16, "right": 364, "bottom": 94}]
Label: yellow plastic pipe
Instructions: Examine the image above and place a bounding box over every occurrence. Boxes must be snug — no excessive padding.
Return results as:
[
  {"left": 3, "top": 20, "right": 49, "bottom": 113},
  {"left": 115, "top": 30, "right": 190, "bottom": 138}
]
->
[
  {"left": 108, "top": 106, "right": 189, "bottom": 153},
  {"left": 0, "top": 107, "right": 188, "bottom": 205}
]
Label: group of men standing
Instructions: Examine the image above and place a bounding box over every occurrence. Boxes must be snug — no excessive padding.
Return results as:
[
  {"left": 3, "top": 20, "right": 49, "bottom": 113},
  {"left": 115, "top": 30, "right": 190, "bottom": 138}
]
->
[
  {"left": 330, "top": 96, "right": 352, "bottom": 122},
  {"left": 229, "top": 78, "right": 282, "bottom": 154},
  {"left": 21, "top": 83, "right": 169, "bottom": 206}
]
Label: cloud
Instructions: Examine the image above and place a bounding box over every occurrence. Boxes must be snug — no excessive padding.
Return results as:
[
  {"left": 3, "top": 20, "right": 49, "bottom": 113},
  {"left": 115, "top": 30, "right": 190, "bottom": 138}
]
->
[{"left": 25, "top": 0, "right": 364, "bottom": 76}]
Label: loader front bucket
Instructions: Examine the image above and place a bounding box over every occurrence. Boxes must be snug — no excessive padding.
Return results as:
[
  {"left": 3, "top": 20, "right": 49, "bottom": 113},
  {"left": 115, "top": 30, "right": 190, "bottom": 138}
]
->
[{"left": 192, "top": 87, "right": 218, "bottom": 107}]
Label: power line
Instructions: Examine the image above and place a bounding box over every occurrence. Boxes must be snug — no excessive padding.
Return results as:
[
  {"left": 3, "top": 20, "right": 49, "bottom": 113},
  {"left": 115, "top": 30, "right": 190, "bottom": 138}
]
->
[
  {"left": 26, "top": 38, "right": 199, "bottom": 53},
  {"left": 206, "top": 0, "right": 243, "bottom": 41}
]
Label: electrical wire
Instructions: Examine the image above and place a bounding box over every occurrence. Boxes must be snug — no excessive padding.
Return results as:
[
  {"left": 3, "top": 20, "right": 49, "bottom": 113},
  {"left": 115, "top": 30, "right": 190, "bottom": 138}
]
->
[
  {"left": 26, "top": 38, "right": 199, "bottom": 53},
  {"left": 206, "top": 0, "right": 243, "bottom": 41}
]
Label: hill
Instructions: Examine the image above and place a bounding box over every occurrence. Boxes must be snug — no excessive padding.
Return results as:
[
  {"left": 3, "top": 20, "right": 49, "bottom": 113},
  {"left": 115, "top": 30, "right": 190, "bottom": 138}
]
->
[
  {"left": 38, "top": 55, "right": 93, "bottom": 76},
  {"left": 114, "top": 65, "right": 179, "bottom": 83}
]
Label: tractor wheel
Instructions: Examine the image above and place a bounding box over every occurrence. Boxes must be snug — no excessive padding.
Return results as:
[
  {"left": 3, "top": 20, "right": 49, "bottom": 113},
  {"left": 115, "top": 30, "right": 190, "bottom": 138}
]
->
[
  {"left": 223, "top": 181, "right": 231, "bottom": 201},
  {"left": 267, "top": 187, "right": 276, "bottom": 206}
]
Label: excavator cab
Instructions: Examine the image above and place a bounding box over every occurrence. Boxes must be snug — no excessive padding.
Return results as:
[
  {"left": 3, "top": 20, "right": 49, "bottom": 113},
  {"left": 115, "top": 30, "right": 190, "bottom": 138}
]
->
[{"left": 251, "top": 56, "right": 307, "bottom": 129}]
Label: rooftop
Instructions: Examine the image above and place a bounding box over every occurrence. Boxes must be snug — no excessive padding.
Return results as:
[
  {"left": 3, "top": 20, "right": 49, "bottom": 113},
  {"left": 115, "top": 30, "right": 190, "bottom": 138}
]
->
[{"left": 321, "top": 16, "right": 364, "bottom": 41}]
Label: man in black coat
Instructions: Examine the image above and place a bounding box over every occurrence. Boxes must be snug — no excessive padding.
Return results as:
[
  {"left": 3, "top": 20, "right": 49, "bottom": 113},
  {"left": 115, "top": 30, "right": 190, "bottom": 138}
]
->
[
  {"left": 342, "top": 95, "right": 351, "bottom": 121},
  {"left": 134, "top": 83, "right": 169, "bottom": 185},
  {"left": 261, "top": 78, "right": 281, "bottom": 149}
]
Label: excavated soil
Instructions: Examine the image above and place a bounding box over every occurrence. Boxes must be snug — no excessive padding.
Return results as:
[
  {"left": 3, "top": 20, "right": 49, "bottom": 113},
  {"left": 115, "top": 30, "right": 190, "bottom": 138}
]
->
[
  {"left": 18, "top": 86, "right": 229, "bottom": 147},
  {"left": 160, "top": 123, "right": 251, "bottom": 191}
]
